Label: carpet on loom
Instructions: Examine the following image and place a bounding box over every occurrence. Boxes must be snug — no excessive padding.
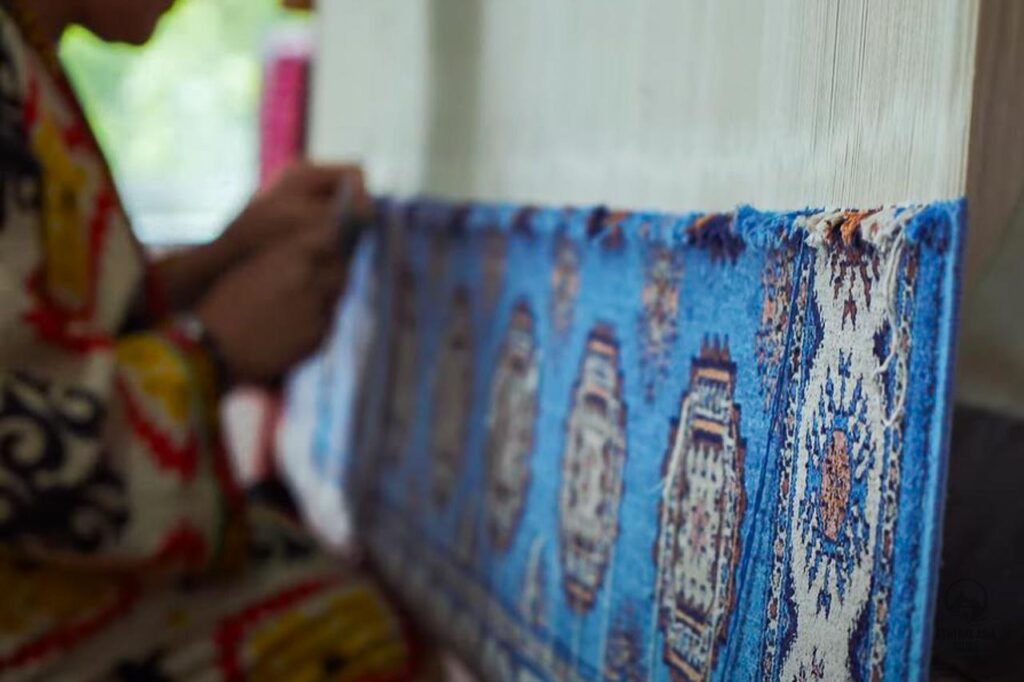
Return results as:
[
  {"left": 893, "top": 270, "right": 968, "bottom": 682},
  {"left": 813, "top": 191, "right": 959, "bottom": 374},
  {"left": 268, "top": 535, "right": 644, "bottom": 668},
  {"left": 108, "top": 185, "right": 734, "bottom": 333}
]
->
[{"left": 285, "top": 198, "right": 964, "bottom": 681}]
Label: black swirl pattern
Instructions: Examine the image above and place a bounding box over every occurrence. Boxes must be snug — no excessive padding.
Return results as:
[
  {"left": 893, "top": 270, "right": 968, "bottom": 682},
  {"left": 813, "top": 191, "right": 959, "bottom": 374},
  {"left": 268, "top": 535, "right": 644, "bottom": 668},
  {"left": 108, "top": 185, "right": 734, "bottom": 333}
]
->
[{"left": 0, "top": 371, "right": 128, "bottom": 553}]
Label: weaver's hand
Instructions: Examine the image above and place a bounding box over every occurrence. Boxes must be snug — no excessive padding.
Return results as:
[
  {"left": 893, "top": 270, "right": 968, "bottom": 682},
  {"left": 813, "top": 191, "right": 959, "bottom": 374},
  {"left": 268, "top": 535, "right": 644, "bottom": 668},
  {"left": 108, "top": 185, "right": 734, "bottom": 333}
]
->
[
  {"left": 152, "top": 162, "right": 370, "bottom": 314},
  {"left": 197, "top": 222, "right": 348, "bottom": 384},
  {"left": 219, "top": 161, "right": 371, "bottom": 265}
]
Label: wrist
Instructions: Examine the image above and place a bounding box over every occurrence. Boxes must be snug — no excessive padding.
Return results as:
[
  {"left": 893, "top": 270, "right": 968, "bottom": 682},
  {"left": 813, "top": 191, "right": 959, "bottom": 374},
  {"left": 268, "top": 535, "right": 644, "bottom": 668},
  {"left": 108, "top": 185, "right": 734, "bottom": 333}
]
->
[
  {"left": 214, "top": 211, "right": 262, "bottom": 271},
  {"left": 153, "top": 237, "right": 238, "bottom": 314},
  {"left": 203, "top": 231, "right": 247, "bottom": 284},
  {"left": 166, "top": 311, "right": 234, "bottom": 393}
]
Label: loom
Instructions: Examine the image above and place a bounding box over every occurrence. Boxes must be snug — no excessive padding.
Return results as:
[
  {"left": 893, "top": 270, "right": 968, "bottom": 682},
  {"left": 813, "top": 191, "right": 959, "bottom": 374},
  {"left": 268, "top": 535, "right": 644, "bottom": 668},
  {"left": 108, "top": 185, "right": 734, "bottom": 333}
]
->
[{"left": 279, "top": 2, "right": 1024, "bottom": 679}]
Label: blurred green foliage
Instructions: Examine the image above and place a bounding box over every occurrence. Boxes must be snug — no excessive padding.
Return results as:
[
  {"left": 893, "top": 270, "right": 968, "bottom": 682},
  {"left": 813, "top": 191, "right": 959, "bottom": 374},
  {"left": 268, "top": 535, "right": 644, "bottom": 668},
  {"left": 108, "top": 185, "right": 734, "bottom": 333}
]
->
[{"left": 59, "top": 0, "right": 304, "bottom": 242}]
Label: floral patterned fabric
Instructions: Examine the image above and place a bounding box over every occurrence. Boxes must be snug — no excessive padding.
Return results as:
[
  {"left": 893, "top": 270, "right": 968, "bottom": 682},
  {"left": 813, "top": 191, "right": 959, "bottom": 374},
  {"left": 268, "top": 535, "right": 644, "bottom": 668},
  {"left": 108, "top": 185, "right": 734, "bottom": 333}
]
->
[{"left": 0, "top": 8, "right": 417, "bottom": 681}]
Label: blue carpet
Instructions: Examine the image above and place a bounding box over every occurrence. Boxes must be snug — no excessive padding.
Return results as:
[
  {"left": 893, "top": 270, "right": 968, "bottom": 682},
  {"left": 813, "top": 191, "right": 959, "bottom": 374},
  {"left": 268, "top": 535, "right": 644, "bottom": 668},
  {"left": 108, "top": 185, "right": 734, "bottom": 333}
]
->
[{"left": 300, "top": 200, "right": 964, "bottom": 681}]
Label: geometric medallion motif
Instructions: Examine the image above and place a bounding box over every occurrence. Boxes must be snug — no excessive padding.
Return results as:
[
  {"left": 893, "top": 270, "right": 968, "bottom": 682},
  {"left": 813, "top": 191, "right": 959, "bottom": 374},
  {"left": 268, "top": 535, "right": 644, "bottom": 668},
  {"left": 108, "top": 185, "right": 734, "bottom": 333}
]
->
[
  {"left": 755, "top": 241, "right": 800, "bottom": 410},
  {"left": 484, "top": 301, "right": 540, "bottom": 552},
  {"left": 550, "top": 234, "right": 580, "bottom": 338},
  {"left": 798, "top": 350, "right": 875, "bottom": 617},
  {"left": 656, "top": 337, "right": 745, "bottom": 682},
  {"left": 763, "top": 209, "right": 918, "bottom": 681},
  {"left": 347, "top": 200, "right": 960, "bottom": 682},
  {"left": 382, "top": 264, "right": 419, "bottom": 466},
  {"left": 639, "top": 244, "right": 682, "bottom": 402},
  {"left": 558, "top": 323, "right": 627, "bottom": 613},
  {"left": 519, "top": 538, "right": 549, "bottom": 629},
  {"left": 482, "top": 229, "right": 508, "bottom": 315},
  {"left": 603, "top": 600, "right": 648, "bottom": 682},
  {"left": 430, "top": 287, "right": 475, "bottom": 507}
]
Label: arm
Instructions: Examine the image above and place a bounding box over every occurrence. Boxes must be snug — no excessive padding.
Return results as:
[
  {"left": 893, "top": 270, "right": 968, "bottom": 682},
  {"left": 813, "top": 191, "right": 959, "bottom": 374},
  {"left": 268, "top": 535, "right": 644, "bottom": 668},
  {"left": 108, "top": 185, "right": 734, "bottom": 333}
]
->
[
  {"left": 1, "top": 218, "right": 353, "bottom": 576},
  {"left": 151, "top": 163, "right": 370, "bottom": 313},
  {"left": 150, "top": 237, "right": 238, "bottom": 315},
  {"left": 1, "top": 11, "right": 358, "bottom": 575}
]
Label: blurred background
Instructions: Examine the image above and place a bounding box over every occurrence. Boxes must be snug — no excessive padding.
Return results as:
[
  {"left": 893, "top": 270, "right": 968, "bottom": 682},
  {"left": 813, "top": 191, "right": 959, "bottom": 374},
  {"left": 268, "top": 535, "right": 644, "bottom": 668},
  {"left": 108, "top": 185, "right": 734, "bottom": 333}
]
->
[
  {"left": 60, "top": 0, "right": 307, "bottom": 245},
  {"left": 58, "top": 0, "right": 316, "bottom": 485}
]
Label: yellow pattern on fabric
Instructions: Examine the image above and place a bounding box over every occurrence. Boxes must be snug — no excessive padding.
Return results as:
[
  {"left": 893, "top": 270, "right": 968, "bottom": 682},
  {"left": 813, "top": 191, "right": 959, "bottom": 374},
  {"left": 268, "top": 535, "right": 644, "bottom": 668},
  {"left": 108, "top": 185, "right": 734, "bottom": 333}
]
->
[
  {"left": 31, "top": 110, "right": 89, "bottom": 308},
  {"left": 245, "top": 586, "right": 406, "bottom": 682},
  {"left": 0, "top": 552, "right": 120, "bottom": 637},
  {"left": 116, "top": 336, "right": 193, "bottom": 425},
  {"left": 0, "top": 6, "right": 421, "bottom": 679}
]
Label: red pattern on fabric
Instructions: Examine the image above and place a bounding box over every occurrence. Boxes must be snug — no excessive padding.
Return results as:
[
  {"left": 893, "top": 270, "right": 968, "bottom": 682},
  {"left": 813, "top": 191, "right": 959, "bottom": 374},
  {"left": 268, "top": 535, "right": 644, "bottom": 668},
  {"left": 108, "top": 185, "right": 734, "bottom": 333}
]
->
[
  {"left": 35, "top": 42, "right": 127, "bottom": 217},
  {"left": 43, "top": 48, "right": 154, "bottom": 283},
  {"left": 159, "top": 325, "right": 200, "bottom": 356},
  {"left": 21, "top": 75, "right": 38, "bottom": 127},
  {"left": 151, "top": 524, "right": 209, "bottom": 569},
  {"left": 85, "top": 188, "right": 115, "bottom": 306},
  {"left": 63, "top": 117, "right": 88, "bottom": 148},
  {"left": 158, "top": 327, "right": 241, "bottom": 506},
  {"left": 214, "top": 577, "right": 333, "bottom": 680},
  {"left": 3, "top": 19, "right": 420, "bottom": 682},
  {"left": 20, "top": 67, "right": 122, "bottom": 353},
  {"left": 20, "top": 187, "right": 115, "bottom": 352},
  {"left": 143, "top": 262, "right": 170, "bottom": 320},
  {"left": 211, "top": 437, "right": 243, "bottom": 507},
  {"left": 22, "top": 300, "right": 114, "bottom": 352},
  {"left": 214, "top": 576, "right": 421, "bottom": 682},
  {"left": 0, "top": 581, "right": 138, "bottom": 672},
  {"left": 20, "top": 41, "right": 154, "bottom": 331},
  {"left": 116, "top": 376, "right": 201, "bottom": 479}
]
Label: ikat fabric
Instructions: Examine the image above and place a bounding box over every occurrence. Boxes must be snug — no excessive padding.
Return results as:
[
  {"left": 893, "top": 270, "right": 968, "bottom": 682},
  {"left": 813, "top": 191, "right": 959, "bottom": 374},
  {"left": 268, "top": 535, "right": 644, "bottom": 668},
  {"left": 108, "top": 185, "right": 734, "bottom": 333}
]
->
[
  {"left": 0, "top": 8, "right": 419, "bottom": 680},
  {"left": 305, "top": 198, "right": 964, "bottom": 681}
]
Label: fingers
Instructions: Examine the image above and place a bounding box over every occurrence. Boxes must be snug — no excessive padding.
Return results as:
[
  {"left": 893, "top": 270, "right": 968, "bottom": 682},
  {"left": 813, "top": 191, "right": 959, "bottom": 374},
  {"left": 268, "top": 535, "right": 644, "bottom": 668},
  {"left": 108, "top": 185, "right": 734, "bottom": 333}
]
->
[
  {"left": 294, "top": 217, "right": 370, "bottom": 270},
  {"left": 314, "top": 258, "right": 348, "bottom": 305},
  {"left": 199, "top": 234, "right": 347, "bottom": 384},
  {"left": 286, "top": 234, "right": 347, "bottom": 302},
  {"left": 293, "top": 270, "right": 343, "bottom": 359},
  {"left": 331, "top": 168, "right": 372, "bottom": 222},
  {"left": 294, "top": 219, "right": 343, "bottom": 261},
  {"left": 240, "top": 162, "right": 372, "bottom": 266},
  {"left": 283, "top": 162, "right": 374, "bottom": 225},
  {"left": 267, "top": 256, "right": 339, "bottom": 355},
  {"left": 275, "top": 161, "right": 367, "bottom": 203}
]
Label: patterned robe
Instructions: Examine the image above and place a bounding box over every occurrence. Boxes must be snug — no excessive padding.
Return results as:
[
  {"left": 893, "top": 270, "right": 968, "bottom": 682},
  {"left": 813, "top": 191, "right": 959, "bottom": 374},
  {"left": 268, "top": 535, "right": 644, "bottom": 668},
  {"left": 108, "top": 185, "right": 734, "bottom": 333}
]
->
[{"left": 0, "top": 7, "right": 418, "bottom": 681}]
